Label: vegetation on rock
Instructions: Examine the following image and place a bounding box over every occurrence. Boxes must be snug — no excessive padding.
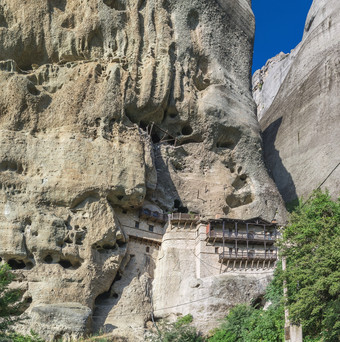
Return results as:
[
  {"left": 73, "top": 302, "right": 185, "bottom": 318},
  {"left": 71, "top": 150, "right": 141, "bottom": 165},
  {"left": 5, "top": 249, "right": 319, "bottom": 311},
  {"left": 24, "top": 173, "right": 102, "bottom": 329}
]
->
[
  {"left": 279, "top": 190, "right": 340, "bottom": 341},
  {"left": 148, "top": 314, "right": 204, "bottom": 342}
]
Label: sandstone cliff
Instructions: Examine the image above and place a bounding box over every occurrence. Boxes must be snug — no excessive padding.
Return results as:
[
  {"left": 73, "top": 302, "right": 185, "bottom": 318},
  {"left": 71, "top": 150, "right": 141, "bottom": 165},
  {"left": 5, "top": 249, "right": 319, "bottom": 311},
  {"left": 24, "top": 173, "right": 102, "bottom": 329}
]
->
[
  {"left": 253, "top": 0, "right": 340, "bottom": 203},
  {"left": 0, "top": 0, "right": 285, "bottom": 340}
]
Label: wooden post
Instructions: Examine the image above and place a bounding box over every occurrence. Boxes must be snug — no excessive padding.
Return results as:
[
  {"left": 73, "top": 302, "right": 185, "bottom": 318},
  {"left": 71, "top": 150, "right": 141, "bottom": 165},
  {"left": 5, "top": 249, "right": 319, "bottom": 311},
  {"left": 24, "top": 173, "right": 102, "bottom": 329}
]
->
[
  {"left": 235, "top": 222, "right": 238, "bottom": 260},
  {"left": 223, "top": 220, "right": 225, "bottom": 260},
  {"left": 264, "top": 224, "right": 267, "bottom": 261},
  {"left": 246, "top": 223, "right": 249, "bottom": 257}
]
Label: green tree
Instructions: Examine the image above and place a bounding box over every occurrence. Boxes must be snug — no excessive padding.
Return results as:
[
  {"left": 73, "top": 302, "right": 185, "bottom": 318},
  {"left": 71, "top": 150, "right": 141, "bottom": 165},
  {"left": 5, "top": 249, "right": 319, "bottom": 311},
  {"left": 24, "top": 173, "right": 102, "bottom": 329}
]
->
[
  {"left": 0, "top": 263, "right": 21, "bottom": 333},
  {"left": 279, "top": 190, "right": 340, "bottom": 341}
]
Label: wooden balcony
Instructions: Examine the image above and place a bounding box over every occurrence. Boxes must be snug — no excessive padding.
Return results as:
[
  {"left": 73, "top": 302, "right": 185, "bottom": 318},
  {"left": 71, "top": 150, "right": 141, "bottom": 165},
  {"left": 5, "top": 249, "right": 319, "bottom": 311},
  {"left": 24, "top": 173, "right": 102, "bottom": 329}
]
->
[
  {"left": 219, "top": 251, "right": 278, "bottom": 262},
  {"left": 168, "top": 213, "right": 200, "bottom": 223},
  {"left": 206, "top": 231, "right": 277, "bottom": 244}
]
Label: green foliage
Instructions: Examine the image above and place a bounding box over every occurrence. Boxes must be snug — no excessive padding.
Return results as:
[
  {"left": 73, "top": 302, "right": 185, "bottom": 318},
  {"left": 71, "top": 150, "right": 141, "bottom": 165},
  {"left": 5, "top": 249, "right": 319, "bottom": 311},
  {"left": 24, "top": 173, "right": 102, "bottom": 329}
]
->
[
  {"left": 174, "top": 314, "right": 193, "bottom": 328},
  {"left": 149, "top": 315, "right": 204, "bottom": 342},
  {"left": 2, "top": 330, "right": 45, "bottom": 342},
  {"left": 208, "top": 303, "right": 284, "bottom": 342},
  {"left": 0, "top": 263, "right": 22, "bottom": 332},
  {"left": 279, "top": 190, "right": 340, "bottom": 341}
]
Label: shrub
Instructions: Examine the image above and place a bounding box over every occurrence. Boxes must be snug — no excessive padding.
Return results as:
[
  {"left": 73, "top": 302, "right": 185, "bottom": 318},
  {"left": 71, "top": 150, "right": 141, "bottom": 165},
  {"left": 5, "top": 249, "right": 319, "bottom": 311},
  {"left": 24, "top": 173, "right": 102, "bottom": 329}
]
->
[{"left": 149, "top": 314, "right": 204, "bottom": 342}]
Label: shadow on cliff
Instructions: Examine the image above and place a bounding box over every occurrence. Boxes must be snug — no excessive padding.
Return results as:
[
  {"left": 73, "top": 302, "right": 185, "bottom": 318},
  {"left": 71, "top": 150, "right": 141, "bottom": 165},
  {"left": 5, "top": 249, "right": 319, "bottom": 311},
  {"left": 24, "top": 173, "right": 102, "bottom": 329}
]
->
[
  {"left": 150, "top": 144, "right": 188, "bottom": 214},
  {"left": 262, "top": 117, "right": 298, "bottom": 206}
]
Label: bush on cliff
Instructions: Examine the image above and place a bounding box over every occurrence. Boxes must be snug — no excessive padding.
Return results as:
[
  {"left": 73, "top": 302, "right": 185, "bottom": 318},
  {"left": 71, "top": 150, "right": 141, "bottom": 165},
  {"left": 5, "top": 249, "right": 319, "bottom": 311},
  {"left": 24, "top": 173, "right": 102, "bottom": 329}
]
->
[
  {"left": 0, "top": 263, "right": 21, "bottom": 334},
  {"left": 0, "top": 263, "right": 44, "bottom": 342},
  {"left": 279, "top": 190, "right": 340, "bottom": 342},
  {"left": 148, "top": 314, "right": 204, "bottom": 342}
]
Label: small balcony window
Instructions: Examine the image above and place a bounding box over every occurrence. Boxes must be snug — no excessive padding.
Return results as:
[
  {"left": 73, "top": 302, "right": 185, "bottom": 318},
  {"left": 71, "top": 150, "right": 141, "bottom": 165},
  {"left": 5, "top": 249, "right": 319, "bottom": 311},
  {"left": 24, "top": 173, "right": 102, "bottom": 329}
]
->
[
  {"left": 149, "top": 225, "right": 154, "bottom": 232},
  {"left": 135, "top": 221, "right": 140, "bottom": 229}
]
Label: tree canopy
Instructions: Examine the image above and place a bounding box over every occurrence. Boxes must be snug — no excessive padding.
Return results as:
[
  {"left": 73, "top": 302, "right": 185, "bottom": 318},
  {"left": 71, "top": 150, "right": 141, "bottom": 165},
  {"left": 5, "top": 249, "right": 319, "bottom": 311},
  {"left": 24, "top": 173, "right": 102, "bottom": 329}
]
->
[{"left": 280, "top": 190, "right": 340, "bottom": 341}]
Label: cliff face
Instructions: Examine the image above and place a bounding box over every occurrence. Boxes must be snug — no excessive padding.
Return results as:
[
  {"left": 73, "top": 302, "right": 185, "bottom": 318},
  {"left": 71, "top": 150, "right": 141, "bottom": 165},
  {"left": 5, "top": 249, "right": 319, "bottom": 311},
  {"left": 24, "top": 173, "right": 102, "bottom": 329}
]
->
[
  {"left": 0, "top": 0, "right": 285, "bottom": 340},
  {"left": 253, "top": 0, "right": 340, "bottom": 203}
]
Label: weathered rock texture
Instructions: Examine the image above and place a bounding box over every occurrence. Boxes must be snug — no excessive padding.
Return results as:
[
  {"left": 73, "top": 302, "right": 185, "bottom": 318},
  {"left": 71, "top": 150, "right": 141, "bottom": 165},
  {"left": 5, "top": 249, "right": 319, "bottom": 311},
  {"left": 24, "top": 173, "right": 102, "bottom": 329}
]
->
[
  {"left": 253, "top": 0, "right": 340, "bottom": 203},
  {"left": 0, "top": 0, "right": 285, "bottom": 340}
]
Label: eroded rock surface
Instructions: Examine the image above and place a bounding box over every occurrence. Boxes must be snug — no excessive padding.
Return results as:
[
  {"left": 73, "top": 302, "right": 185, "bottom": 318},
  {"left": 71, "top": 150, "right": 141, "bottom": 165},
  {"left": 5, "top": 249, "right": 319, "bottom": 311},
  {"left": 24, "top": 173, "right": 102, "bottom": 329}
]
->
[
  {"left": 0, "top": 0, "right": 285, "bottom": 340},
  {"left": 253, "top": 0, "right": 340, "bottom": 203}
]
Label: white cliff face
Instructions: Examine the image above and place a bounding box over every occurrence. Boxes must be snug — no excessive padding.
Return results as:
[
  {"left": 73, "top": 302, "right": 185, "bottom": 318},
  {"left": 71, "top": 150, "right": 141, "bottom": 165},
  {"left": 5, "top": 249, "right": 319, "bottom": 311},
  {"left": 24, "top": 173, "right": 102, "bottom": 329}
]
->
[
  {"left": 252, "top": 48, "right": 300, "bottom": 121},
  {"left": 254, "top": 0, "right": 340, "bottom": 203},
  {"left": 0, "top": 0, "right": 286, "bottom": 340}
]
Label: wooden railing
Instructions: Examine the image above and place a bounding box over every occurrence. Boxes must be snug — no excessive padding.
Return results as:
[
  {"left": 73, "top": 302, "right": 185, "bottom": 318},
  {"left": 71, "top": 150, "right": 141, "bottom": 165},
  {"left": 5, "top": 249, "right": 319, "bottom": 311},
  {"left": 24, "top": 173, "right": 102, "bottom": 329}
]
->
[
  {"left": 168, "top": 213, "right": 200, "bottom": 222},
  {"left": 219, "top": 251, "right": 277, "bottom": 261},
  {"left": 139, "top": 210, "right": 200, "bottom": 223},
  {"left": 207, "top": 231, "right": 277, "bottom": 242}
]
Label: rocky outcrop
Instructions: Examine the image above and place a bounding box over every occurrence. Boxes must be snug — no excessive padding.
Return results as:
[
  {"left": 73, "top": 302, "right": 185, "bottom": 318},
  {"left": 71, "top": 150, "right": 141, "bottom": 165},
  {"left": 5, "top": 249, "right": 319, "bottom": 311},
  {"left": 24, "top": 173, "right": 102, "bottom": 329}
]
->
[
  {"left": 253, "top": 0, "right": 340, "bottom": 203},
  {"left": 0, "top": 0, "right": 285, "bottom": 340}
]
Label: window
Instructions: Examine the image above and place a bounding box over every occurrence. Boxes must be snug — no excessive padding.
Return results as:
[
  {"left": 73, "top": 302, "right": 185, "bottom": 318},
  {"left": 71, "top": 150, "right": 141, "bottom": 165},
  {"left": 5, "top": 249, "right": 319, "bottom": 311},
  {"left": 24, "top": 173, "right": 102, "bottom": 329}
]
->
[
  {"left": 146, "top": 246, "right": 150, "bottom": 253},
  {"left": 149, "top": 225, "right": 154, "bottom": 232},
  {"left": 215, "top": 247, "right": 219, "bottom": 254},
  {"left": 135, "top": 221, "right": 139, "bottom": 229},
  {"left": 122, "top": 209, "right": 127, "bottom": 214}
]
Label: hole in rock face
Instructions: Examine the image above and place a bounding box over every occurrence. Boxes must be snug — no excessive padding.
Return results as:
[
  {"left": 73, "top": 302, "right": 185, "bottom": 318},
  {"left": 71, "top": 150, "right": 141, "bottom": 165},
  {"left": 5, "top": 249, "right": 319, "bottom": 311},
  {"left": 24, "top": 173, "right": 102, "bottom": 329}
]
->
[
  {"left": 64, "top": 236, "right": 72, "bottom": 244},
  {"left": 103, "top": 244, "right": 115, "bottom": 250},
  {"left": 174, "top": 199, "right": 188, "bottom": 213},
  {"left": 117, "top": 195, "right": 124, "bottom": 201},
  {"left": 216, "top": 141, "right": 234, "bottom": 149},
  {"left": 58, "top": 260, "right": 72, "bottom": 269},
  {"left": 103, "top": 0, "right": 126, "bottom": 10},
  {"left": 44, "top": 255, "right": 53, "bottom": 264},
  {"left": 240, "top": 174, "right": 247, "bottom": 181},
  {"left": 181, "top": 125, "right": 193, "bottom": 136},
  {"left": 25, "top": 297, "right": 32, "bottom": 304},
  {"left": 187, "top": 9, "right": 199, "bottom": 30},
  {"left": 151, "top": 132, "right": 160, "bottom": 144},
  {"left": 252, "top": 295, "right": 265, "bottom": 309},
  {"left": 24, "top": 218, "right": 32, "bottom": 226},
  {"left": 8, "top": 259, "right": 26, "bottom": 270},
  {"left": 0, "top": 257, "right": 2, "bottom": 262},
  {"left": 174, "top": 199, "right": 181, "bottom": 209}
]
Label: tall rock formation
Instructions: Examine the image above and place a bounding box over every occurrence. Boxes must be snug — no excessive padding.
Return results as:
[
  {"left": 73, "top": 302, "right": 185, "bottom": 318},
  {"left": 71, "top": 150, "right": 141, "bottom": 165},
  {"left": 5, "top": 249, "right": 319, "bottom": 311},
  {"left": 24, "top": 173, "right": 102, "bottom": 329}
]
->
[
  {"left": 0, "top": 0, "right": 285, "bottom": 340},
  {"left": 253, "top": 0, "right": 340, "bottom": 203}
]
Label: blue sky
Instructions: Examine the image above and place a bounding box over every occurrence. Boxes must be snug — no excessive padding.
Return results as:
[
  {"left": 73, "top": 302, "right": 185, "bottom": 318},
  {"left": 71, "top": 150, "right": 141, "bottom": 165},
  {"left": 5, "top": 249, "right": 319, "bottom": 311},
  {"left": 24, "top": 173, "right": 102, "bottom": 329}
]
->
[{"left": 252, "top": 0, "right": 313, "bottom": 73}]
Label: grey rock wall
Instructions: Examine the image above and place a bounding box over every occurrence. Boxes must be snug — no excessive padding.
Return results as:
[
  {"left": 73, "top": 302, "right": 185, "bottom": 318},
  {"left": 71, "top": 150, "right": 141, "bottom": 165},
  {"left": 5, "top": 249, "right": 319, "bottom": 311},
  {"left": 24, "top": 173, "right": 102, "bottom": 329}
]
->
[{"left": 254, "top": 0, "right": 340, "bottom": 203}]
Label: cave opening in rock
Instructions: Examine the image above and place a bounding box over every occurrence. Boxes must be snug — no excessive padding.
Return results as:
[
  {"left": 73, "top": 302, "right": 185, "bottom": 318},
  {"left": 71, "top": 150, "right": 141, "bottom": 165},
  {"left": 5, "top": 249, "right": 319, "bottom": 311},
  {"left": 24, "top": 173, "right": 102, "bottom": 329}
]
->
[
  {"left": 58, "top": 260, "right": 72, "bottom": 269},
  {"left": 8, "top": 259, "right": 26, "bottom": 270},
  {"left": 44, "top": 255, "right": 53, "bottom": 264},
  {"left": 151, "top": 132, "right": 161, "bottom": 144},
  {"left": 181, "top": 125, "right": 193, "bottom": 136},
  {"left": 174, "top": 199, "right": 189, "bottom": 213}
]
